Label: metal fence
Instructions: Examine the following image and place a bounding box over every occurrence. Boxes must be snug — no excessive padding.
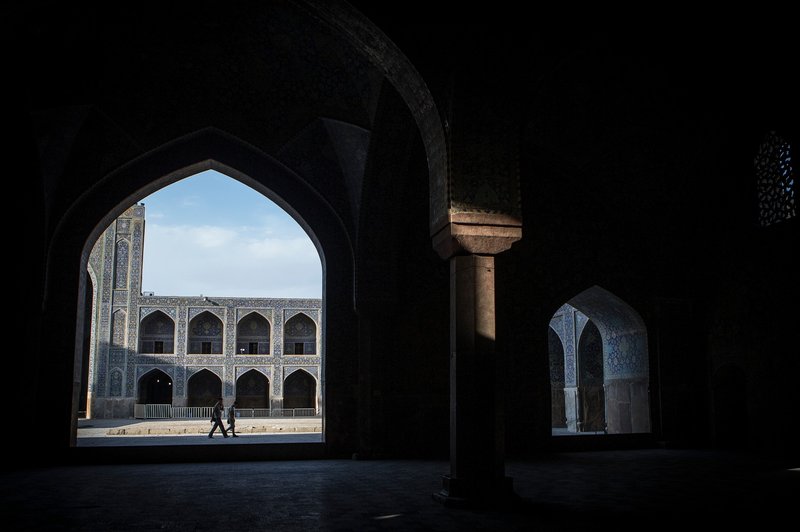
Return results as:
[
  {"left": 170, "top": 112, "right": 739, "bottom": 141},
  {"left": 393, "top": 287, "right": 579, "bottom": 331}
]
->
[{"left": 134, "top": 404, "right": 320, "bottom": 419}]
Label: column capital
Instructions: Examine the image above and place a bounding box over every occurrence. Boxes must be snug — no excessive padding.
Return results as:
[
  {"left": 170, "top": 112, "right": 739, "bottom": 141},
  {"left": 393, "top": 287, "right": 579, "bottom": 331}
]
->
[{"left": 431, "top": 212, "right": 522, "bottom": 259}]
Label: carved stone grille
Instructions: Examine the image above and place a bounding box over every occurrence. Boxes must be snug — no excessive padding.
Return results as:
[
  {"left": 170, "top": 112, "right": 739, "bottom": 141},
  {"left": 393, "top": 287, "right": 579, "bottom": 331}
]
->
[{"left": 755, "top": 131, "right": 796, "bottom": 227}]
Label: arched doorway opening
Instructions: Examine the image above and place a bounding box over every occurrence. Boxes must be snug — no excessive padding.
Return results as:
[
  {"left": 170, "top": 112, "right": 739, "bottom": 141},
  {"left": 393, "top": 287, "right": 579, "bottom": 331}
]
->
[
  {"left": 188, "top": 312, "right": 224, "bottom": 355},
  {"left": 284, "top": 369, "right": 317, "bottom": 411},
  {"left": 549, "top": 286, "right": 651, "bottom": 435},
  {"left": 237, "top": 313, "right": 270, "bottom": 355},
  {"left": 187, "top": 369, "right": 222, "bottom": 408},
  {"left": 78, "top": 157, "right": 332, "bottom": 451},
  {"left": 60, "top": 127, "right": 359, "bottom": 454},
  {"left": 284, "top": 313, "right": 317, "bottom": 355},
  {"left": 139, "top": 311, "right": 175, "bottom": 354},
  {"left": 235, "top": 369, "right": 270, "bottom": 409},
  {"left": 138, "top": 369, "right": 173, "bottom": 404}
]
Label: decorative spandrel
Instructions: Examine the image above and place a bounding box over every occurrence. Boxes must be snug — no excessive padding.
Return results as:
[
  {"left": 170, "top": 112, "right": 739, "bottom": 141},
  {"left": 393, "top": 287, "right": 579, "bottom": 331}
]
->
[
  {"left": 114, "top": 240, "right": 130, "bottom": 289},
  {"left": 548, "top": 327, "right": 565, "bottom": 385},
  {"left": 111, "top": 310, "right": 127, "bottom": 347}
]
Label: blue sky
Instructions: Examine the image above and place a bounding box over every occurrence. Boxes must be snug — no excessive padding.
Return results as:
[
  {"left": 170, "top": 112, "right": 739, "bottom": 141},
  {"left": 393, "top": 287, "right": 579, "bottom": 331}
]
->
[{"left": 138, "top": 170, "right": 322, "bottom": 298}]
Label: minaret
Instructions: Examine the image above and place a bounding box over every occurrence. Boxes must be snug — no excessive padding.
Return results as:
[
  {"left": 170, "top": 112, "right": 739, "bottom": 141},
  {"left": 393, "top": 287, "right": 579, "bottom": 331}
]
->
[{"left": 86, "top": 204, "right": 145, "bottom": 418}]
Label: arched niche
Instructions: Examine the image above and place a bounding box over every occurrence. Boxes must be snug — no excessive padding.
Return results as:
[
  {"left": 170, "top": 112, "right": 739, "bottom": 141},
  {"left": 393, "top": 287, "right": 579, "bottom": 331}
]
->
[
  {"left": 138, "top": 369, "right": 173, "bottom": 404},
  {"left": 139, "top": 311, "right": 175, "bottom": 354}
]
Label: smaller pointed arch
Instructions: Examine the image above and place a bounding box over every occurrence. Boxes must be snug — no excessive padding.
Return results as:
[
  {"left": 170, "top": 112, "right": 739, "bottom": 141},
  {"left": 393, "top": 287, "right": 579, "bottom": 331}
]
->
[
  {"left": 284, "top": 313, "right": 317, "bottom": 355},
  {"left": 139, "top": 310, "right": 175, "bottom": 354},
  {"left": 188, "top": 311, "right": 224, "bottom": 354},
  {"left": 187, "top": 368, "right": 223, "bottom": 407},
  {"left": 236, "top": 312, "right": 271, "bottom": 355}
]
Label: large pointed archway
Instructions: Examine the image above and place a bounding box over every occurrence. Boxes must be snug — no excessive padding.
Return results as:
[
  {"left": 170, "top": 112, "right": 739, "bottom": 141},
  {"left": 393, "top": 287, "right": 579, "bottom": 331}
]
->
[
  {"left": 40, "top": 0, "right": 446, "bottom": 459},
  {"left": 60, "top": 129, "right": 357, "bottom": 451}
]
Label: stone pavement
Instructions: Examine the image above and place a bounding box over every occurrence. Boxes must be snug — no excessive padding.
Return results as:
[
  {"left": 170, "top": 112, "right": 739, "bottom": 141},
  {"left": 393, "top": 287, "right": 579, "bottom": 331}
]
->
[
  {"left": 77, "top": 417, "right": 323, "bottom": 447},
  {"left": 77, "top": 417, "right": 322, "bottom": 434},
  {"left": 2, "top": 446, "right": 797, "bottom": 530}
]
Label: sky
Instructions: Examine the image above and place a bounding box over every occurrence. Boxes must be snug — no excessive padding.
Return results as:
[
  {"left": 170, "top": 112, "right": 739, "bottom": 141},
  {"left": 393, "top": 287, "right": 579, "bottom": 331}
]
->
[{"left": 138, "top": 170, "right": 322, "bottom": 298}]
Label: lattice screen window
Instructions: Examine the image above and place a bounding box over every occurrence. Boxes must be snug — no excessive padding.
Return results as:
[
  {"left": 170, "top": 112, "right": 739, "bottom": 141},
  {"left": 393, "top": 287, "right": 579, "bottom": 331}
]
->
[{"left": 755, "top": 131, "right": 796, "bottom": 227}]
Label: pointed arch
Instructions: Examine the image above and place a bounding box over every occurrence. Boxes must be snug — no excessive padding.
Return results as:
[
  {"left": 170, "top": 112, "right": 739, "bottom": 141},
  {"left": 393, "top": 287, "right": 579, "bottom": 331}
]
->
[
  {"left": 139, "top": 310, "right": 175, "bottom": 354},
  {"left": 187, "top": 368, "right": 223, "bottom": 408},
  {"left": 55, "top": 119, "right": 357, "bottom": 448},
  {"left": 188, "top": 311, "right": 224, "bottom": 354},
  {"left": 284, "top": 313, "right": 317, "bottom": 355},
  {"left": 294, "top": 1, "right": 448, "bottom": 231},
  {"left": 283, "top": 369, "right": 317, "bottom": 410},
  {"left": 137, "top": 368, "right": 173, "bottom": 404},
  {"left": 236, "top": 312, "right": 271, "bottom": 355},
  {"left": 549, "top": 285, "right": 650, "bottom": 435},
  {"left": 235, "top": 369, "right": 271, "bottom": 409}
]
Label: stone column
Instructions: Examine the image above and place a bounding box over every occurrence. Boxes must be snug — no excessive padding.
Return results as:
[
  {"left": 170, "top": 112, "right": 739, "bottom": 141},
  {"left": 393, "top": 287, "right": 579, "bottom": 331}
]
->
[
  {"left": 432, "top": 213, "right": 521, "bottom": 507},
  {"left": 564, "top": 386, "right": 580, "bottom": 432}
]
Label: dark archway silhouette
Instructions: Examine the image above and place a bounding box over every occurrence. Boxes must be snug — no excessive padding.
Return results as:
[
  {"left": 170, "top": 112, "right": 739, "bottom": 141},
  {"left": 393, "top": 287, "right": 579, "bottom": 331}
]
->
[
  {"left": 187, "top": 369, "right": 222, "bottom": 407},
  {"left": 58, "top": 129, "right": 356, "bottom": 450},
  {"left": 284, "top": 370, "right": 316, "bottom": 410},
  {"left": 235, "top": 369, "right": 270, "bottom": 409},
  {"left": 138, "top": 369, "right": 173, "bottom": 404}
]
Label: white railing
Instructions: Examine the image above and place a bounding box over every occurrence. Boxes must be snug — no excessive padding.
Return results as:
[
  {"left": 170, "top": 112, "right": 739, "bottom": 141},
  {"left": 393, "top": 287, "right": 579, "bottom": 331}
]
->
[
  {"left": 134, "top": 404, "right": 320, "bottom": 419},
  {"left": 171, "top": 406, "right": 213, "bottom": 419},
  {"left": 289, "top": 408, "right": 317, "bottom": 417},
  {"left": 145, "top": 403, "right": 172, "bottom": 419},
  {"left": 234, "top": 408, "right": 272, "bottom": 418}
]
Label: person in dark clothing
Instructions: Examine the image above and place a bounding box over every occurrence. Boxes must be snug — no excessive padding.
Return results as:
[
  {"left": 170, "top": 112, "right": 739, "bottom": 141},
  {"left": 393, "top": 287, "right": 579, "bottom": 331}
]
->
[
  {"left": 227, "top": 401, "right": 239, "bottom": 437},
  {"left": 208, "top": 398, "right": 228, "bottom": 438}
]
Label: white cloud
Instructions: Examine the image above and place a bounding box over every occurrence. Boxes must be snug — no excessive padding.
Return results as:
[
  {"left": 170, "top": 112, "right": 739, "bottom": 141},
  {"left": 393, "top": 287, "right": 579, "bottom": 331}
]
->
[
  {"left": 180, "top": 195, "right": 202, "bottom": 207},
  {"left": 141, "top": 223, "right": 321, "bottom": 298}
]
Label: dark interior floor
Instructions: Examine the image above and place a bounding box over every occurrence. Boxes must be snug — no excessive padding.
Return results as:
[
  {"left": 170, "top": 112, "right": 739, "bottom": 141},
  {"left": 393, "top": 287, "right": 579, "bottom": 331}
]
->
[{"left": 3, "top": 449, "right": 796, "bottom": 531}]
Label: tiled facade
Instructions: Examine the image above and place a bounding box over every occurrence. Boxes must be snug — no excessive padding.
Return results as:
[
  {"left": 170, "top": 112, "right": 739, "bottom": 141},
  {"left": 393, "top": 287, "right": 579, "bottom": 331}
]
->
[
  {"left": 548, "top": 291, "right": 651, "bottom": 435},
  {"left": 87, "top": 205, "right": 322, "bottom": 419}
]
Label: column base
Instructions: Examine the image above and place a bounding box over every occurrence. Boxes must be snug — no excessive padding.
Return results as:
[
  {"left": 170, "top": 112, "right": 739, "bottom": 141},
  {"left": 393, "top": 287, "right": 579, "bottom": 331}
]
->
[{"left": 432, "top": 474, "right": 518, "bottom": 509}]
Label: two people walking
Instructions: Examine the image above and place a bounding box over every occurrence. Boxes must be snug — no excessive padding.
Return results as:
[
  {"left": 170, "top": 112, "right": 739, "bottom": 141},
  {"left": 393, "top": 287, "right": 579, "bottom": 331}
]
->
[{"left": 208, "top": 398, "right": 239, "bottom": 438}]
